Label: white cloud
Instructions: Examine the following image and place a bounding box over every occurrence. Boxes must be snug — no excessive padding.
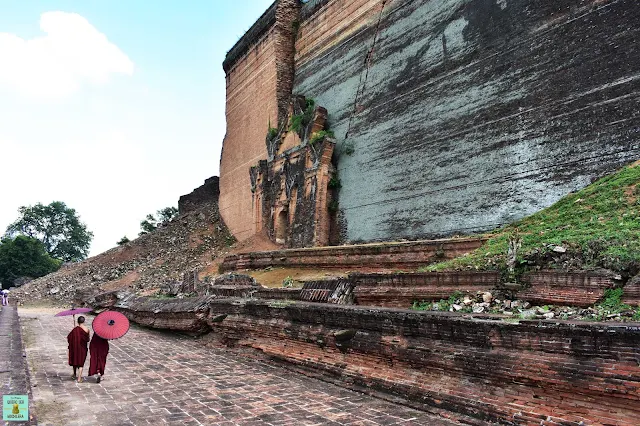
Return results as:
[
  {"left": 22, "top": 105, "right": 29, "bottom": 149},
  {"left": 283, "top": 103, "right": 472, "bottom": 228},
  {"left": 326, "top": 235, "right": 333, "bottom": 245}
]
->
[{"left": 0, "top": 11, "right": 134, "bottom": 98}]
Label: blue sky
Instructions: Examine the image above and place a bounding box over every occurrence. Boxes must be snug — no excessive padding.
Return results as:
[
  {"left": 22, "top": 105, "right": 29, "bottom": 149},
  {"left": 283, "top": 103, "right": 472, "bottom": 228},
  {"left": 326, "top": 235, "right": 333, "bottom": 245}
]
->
[{"left": 0, "top": 0, "right": 273, "bottom": 255}]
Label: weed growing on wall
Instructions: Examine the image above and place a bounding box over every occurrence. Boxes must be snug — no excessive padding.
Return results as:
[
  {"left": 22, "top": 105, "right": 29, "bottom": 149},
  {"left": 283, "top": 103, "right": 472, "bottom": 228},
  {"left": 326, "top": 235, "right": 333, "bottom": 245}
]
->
[
  {"left": 328, "top": 177, "right": 342, "bottom": 189},
  {"left": 343, "top": 143, "right": 355, "bottom": 156},
  {"left": 289, "top": 98, "right": 315, "bottom": 136},
  {"left": 309, "top": 130, "right": 335, "bottom": 146},
  {"left": 282, "top": 276, "right": 294, "bottom": 288}
]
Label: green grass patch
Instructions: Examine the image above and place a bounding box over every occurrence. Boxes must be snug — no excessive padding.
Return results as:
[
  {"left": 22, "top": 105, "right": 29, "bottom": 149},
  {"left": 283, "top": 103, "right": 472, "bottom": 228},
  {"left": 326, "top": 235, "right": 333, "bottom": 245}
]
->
[
  {"left": 310, "top": 130, "right": 335, "bottom": 145},
  {"left": 424, "top": 162, "right": 640, "bottom": 277}
]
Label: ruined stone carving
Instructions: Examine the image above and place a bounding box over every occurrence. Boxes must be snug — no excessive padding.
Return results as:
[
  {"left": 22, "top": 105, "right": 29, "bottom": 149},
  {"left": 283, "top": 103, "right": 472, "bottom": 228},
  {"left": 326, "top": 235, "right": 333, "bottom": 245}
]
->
[{"left": 252, "top": 96, "right": 338, "bottom": 248}]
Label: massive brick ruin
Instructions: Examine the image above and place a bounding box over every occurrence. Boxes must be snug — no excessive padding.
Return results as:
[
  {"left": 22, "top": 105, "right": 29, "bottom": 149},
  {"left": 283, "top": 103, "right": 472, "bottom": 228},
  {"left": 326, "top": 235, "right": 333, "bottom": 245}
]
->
[
  {"left": 54, "top": 1, "right": 640, "bottom": 424},
  {"left": 219, "top": 0, "right": 640, "bottom": 247}
]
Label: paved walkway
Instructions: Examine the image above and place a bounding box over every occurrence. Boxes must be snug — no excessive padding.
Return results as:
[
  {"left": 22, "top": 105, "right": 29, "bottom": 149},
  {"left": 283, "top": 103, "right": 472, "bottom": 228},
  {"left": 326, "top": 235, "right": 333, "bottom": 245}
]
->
[
  {"left": 0, "top": 305, "right": 35, "bottom": 425},
  {"left": 19, "top": 308, "right": 457, "bottom": 426}
]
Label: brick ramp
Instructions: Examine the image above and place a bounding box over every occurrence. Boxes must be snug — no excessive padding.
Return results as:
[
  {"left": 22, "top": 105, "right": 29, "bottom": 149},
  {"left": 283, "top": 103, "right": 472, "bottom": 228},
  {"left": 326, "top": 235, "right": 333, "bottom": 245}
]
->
[
  {"left": 221, "top": 237, "right": 487, "bottom": 272},
  {"left": 0, "top": 306, "right": 35, "bottom": 425}
]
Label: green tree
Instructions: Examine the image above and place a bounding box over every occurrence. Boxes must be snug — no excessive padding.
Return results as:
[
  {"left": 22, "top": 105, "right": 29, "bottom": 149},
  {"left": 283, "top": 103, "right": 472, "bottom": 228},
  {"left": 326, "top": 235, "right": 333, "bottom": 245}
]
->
[
  {"left": 117, "top": 236, "right": 131, "bottom": 246},
  {"left": 139, "top": 206, "right": 179, "bottom": 236},
  {"left": 0, "top": 236, "right": 61, "bottom": 288},
  {"left": 5, "top": 201, "right": 93, "bottom": 262}
]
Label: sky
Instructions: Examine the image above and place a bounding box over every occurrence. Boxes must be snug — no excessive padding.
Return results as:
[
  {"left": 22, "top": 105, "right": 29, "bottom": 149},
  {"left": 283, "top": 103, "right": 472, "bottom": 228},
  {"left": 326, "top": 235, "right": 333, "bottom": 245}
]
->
[{"left": 0, "top": 0, "right": 274, "bottom": 256}]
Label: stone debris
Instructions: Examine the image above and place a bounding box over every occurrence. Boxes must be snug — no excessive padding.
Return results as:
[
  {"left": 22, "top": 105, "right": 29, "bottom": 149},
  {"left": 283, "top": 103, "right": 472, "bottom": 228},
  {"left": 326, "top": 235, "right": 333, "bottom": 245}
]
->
[
  {"left": 12, "top": 200, "right": 235, "bottom": 305},
  {"left": 423, "top": 290, "right": 640, "bottom": 322}
]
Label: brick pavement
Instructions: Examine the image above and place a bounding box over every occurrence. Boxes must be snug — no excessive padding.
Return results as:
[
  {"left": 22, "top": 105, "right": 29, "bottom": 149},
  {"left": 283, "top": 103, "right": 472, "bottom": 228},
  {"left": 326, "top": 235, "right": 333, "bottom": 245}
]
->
[
  {"left": 19, "top": 308, "right": 458, "bottom": 426},
  {"left": 0, "top": 305, "right": 35, "bottom": 426}
]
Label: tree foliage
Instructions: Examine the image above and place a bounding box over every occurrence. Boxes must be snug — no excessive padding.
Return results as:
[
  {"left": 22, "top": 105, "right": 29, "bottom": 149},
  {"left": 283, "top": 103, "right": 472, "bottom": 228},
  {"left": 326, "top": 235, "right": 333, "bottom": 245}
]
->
[
  {"left": 5, "top": 201, "right": 93, "bottom": 262},
  {"left": 117, "top": 236, "right": 131, "bottom": 246},
  {"left": 0, "top": 236, "right": 61, "bottom": 288},
  {"left": 139, "top": 206, "right": 178, "bottom": 236}
]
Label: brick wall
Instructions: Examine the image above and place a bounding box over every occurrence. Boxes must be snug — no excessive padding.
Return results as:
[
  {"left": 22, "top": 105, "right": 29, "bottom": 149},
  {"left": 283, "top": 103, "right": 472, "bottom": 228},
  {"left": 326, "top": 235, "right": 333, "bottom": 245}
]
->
[
  {"left": 352, "top": 271, "right": 500, "bottom": 308},
  {"left": 293, "top": 0, "right": 640, "bottom": 243},
  {"left": 206, "top": 300, "right": 640, "bottom": 425},
  {"left": 221, "top": 0, "right": 640, "bottom": 246},
  {"left": 220, "top": 237, "right": 486, "bottom": 271},
  {"left": 275, "top": 0, "right": 300, "bottom": 122},
  {"left": 295, "top": 0, "right": 382, "bottom": 68},
  {"left": 219, "top": 26, "right": 279, "bottom": 242},
  {"left": 178, "top": 176, "right": 220, "bottom": 214},
  {"left": 519, "top": 271, "right": 615, "bottom": 307}
]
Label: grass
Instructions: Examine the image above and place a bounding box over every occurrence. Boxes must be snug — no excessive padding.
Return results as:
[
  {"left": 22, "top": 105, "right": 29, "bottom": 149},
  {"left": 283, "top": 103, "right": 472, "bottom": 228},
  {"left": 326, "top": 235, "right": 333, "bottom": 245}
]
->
[
  {"left": 310, "top": 130, "right": 335, "bottom": 145},
  {"left": 593, "top": 288, "right": 637, "bottom": 321},
  {"left": 412, "top": 291, "right": 465, "bottom": 312},
  {"left": 424, "top": 161, "right": 640, "bottom": 277}
]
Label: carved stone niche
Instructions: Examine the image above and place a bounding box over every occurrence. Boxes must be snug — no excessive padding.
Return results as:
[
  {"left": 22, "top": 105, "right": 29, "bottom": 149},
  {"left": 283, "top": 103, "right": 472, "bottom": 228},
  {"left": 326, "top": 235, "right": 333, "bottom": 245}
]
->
[{"left": 251, "top": 96, "right": 338, "bottom": 248}]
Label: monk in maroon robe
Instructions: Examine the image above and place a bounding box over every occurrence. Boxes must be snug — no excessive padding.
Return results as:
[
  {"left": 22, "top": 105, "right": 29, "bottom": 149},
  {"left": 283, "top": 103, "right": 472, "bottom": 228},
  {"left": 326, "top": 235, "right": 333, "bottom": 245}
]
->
[
  {"left": 89, "top": 333, "right": 109, "bottom": 383},
  {"left": 67, "top": 316, "right": 90, "bottom": 382}
]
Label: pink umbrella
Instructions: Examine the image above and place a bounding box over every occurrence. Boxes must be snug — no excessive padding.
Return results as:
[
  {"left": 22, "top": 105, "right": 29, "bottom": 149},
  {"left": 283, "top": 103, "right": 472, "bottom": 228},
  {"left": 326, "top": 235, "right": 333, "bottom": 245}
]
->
[
  {"left": 92, "top": 311, "right": 129, "bottom": 340},
  {"left": 55, "top": 307, "right": 92, "bottom": 326}
]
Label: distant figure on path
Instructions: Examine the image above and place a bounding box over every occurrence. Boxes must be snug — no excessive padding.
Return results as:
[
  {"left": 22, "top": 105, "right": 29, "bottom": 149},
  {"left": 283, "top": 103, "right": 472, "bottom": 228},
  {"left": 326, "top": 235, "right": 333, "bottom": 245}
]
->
[
  {"left": 88, "top": 333, "right": 109, "bottom": 383},
  {"left": 1, "top": 289, "right": 8, "bottom": 306},
  {"left": 67, "top": 316, "right": 90, "bottom": 382}
]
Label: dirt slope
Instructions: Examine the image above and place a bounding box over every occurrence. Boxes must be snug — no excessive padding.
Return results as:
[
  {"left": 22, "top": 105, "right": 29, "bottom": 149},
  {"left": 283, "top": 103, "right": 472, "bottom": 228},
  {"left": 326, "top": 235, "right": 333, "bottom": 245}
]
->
[{"left": 12, "top": 200, "right": 237, "bottom": 305}]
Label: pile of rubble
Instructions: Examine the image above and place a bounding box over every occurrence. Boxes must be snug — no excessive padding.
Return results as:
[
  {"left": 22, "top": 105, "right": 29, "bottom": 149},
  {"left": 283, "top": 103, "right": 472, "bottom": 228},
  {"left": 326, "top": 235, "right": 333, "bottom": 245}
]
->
[
  {"left": 12, "top": 200, "right": 235, "bottom": 305},
  {"left": 418, "top": 290, "right": 640, "bottom": 322}
]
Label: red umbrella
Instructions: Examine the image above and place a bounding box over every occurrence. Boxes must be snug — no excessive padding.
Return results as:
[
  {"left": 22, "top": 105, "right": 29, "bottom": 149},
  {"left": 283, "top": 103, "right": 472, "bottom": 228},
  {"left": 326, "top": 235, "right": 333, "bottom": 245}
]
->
[
  {"left": 92, "top": 311, "right": 130, "bottom": 340},
  {"left": 55, "top": 307, "right": 93, "bottom": 326}
]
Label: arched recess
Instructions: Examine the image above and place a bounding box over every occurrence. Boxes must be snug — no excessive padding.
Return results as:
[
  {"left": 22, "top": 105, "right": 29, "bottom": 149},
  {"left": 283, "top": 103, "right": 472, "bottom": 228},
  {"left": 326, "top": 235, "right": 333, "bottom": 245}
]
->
[{"left": 275, "top": 210, "right": 288, "bottom": 244}]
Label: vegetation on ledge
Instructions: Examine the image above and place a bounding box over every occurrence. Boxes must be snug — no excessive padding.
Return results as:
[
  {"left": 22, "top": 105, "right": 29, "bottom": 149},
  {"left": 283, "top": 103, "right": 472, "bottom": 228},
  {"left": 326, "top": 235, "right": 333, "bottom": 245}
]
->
[{"left": 424, "top": 161, "right": 640, "bottom": 279}]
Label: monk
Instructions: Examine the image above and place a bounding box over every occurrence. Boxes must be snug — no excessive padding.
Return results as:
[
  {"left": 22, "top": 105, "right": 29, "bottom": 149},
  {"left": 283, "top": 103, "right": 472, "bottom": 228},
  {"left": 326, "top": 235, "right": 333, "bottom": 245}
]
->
[
  {"left": 88, "top": 333, "right": 109, "bottom": 383},
  {"left": 67, "top": 316, "right": 90, "bottom": 382}
]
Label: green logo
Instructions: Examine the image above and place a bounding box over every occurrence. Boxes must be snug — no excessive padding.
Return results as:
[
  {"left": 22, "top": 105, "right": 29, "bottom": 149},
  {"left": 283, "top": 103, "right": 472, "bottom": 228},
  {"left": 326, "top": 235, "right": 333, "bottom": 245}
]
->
[{"left": 3, "top": 395, "right": 28, "bottom": 422}]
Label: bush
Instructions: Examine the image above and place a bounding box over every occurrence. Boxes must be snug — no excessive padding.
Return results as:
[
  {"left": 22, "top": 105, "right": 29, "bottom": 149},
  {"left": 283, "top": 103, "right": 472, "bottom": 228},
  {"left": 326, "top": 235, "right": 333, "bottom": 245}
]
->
[{"left": 117, "top": 236, "right": 130, "bottom": 246}]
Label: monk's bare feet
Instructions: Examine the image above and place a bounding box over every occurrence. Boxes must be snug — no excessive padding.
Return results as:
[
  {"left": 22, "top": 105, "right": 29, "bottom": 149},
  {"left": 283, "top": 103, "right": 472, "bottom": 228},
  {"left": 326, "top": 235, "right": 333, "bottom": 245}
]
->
[{"left": 77, "top": 377, "right": 83, "bottom": 383}]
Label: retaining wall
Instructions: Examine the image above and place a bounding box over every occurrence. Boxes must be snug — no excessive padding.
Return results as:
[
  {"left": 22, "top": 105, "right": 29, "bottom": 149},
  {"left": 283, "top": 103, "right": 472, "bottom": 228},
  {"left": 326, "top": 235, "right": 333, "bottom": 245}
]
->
[{"left": 220, "top": 237, "right": 485, "bottom": 271}]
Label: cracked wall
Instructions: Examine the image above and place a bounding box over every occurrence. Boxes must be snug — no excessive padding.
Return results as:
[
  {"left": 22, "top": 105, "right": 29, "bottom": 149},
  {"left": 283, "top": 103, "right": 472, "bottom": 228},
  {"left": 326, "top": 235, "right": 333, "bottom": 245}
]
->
[
  {"left": 221, "top": 0, "right": 640, "bottom": 245},
  {"left": 294, "top": 0, "right": 640, "bottom": 243}
]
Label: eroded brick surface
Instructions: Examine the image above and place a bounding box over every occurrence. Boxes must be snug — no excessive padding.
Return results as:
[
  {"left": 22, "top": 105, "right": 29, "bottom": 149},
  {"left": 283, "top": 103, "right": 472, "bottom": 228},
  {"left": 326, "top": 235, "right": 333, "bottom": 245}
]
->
[
  {"left": 519, "top": 271, "right": 615, "bottom": 307},
  {"left": 20, "top": 309, "right": 457, "bottom": 426}
]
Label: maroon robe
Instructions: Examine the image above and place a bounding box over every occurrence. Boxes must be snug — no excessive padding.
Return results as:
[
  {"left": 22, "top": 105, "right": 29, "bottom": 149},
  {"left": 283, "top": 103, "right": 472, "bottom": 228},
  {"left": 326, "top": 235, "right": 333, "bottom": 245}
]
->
[
  {"left": 88, "top": 334, "right": 109, "bottom": 376},
  {"left": 67, "top": 326, "right": 89, "bottom": 367}
]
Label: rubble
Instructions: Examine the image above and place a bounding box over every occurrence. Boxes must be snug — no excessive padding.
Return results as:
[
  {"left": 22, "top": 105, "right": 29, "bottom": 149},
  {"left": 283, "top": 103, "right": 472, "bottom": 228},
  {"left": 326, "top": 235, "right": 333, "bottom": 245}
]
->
[
  {"left": 12, "top": 200, "right": 235, "bottom": 305},
  {"left": 415, "top": 290, "right": 640, "bottom": 322}
]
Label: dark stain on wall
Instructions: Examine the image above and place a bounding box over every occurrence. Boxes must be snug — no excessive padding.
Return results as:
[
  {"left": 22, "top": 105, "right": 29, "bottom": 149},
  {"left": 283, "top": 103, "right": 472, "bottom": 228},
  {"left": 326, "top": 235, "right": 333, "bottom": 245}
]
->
[{"left": 294, "top": 0, "right": 640, "bottom": 243}]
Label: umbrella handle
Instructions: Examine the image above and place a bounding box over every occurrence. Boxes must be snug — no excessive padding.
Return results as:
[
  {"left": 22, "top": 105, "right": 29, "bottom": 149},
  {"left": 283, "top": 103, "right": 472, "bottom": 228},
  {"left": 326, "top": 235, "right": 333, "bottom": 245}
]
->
[{"left": 73, "top": 314, "right": 76, "bottom": 327}]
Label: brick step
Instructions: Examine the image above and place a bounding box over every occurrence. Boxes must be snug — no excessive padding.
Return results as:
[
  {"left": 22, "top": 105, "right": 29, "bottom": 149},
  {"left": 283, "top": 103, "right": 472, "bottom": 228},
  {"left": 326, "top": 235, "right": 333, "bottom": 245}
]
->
[
  {"left": 352, "top": 271, "right": 501, "bottom": 308},
  {"left": 220, "top": 237, "right": 487, "bottom": 272},
  {"left": 519, "top": 270, "right": 619, "bottom": 308},
  {"left": 351, "top": 270, "right": 626, "bottom": 309}
]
